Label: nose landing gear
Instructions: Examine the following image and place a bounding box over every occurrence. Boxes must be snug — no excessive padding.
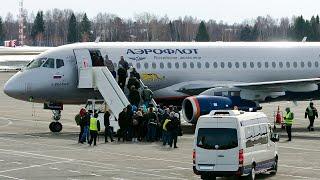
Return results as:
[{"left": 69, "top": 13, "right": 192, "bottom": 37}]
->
[{"left": 49, "top": 110, "right": 63, "bottom": 132}]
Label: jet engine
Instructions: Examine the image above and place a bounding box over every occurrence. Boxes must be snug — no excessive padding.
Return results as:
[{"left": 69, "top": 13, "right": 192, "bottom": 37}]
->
[{"left": 182, "top": 95, "right": 261, "bottom": 124}]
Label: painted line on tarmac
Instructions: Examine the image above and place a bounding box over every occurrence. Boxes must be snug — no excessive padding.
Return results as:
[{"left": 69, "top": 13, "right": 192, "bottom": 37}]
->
[
  {"left": 90, "top": 173, "right": 101, "bottom": 177},
  {"left": 126, "top": 170, "right": 185, "bottom": 180},
  {"left": 279, "top": 145, "right": 320, "bottom": 152},
  {"left": 0, "top": 119, "right": 12, "bottom": 127},
  {"left": 278, "top": 173, "right": 311, "bottom": 179},
  {"left": 0, "top": 116, "right": 77, "bottom": 127},
  {"left": 68, "top": 170, "right": 81, "bottom": 174},
  {"left": 0, "top": 174, "right": 25, "bottom": 180},
  {"left": 49, "top": 167, "right": 60, "bottom": 171},
  {"left": 0, "top": 160, "right": 71, "bottom": 173},
  {"left": 280, "top": 164, "right": 320, "bottom": 171}
]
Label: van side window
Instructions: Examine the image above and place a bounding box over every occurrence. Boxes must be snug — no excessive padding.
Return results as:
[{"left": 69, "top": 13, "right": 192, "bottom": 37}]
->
[
  {"left": 253, "top": 125, "right": 261, "bottom": 144},
  {"left": 245, "top": 126, "right": 254, "bottom": 148},
  {"left": 56, "top": 59, "right": 64, "bottom": 69},
  {"left": 260, "top": 124, "right": 268, "bottom": 144}
]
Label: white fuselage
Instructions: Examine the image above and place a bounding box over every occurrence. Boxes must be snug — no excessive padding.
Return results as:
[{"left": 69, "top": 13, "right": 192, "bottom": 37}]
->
[{"left": 4, "top": 42, "right": 320, "bottom": 104}]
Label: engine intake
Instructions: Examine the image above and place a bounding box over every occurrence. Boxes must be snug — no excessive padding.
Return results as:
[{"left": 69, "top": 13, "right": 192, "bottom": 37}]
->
[{"left": 182, "top": 95, "right": 260, "bottom": 124}]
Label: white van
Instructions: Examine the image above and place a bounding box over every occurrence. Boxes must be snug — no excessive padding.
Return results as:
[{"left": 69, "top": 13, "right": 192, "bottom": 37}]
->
[{"left": 193, "top": 110, "right": 279, "bottom": 180}]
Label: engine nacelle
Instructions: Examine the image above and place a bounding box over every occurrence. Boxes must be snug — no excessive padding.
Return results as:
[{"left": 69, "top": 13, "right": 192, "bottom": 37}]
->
[{"left": 182, "top": 95, "right": 260, "bottom": 124}]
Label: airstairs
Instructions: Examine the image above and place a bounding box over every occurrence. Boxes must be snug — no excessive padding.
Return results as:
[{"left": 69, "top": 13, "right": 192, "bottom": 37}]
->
[{"left": 78, "top": 66, "right": 157, "bottom": 119}]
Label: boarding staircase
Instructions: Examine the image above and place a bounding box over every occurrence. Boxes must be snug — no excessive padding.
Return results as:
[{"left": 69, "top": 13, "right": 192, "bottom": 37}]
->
[{"left": 78, "top": 66, "right": 157, "bottom": 119}]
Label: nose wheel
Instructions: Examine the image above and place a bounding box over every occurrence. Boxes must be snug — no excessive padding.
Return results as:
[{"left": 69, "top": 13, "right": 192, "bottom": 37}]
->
[{"left": 50, "top": 110, "right": 63, "bottom": 132}]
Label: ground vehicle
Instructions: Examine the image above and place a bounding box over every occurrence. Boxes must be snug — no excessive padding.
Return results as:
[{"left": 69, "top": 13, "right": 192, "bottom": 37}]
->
[{"left": 193, "top": 110, "right": 279, "bottom": 180}]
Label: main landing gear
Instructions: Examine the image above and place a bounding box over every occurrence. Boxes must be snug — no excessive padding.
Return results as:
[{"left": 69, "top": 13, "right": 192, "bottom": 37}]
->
[{"left": 49, "top": 110, "right": 63, "bottom": 132}]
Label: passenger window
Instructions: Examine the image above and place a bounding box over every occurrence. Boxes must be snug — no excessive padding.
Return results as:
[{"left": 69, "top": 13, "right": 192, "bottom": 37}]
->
[
  {"left": 257, "top": 62, "right": 261, "bottom": 68},
  {"left": 242, "top": 62, "right": 247, "bottom": 68},
  {"left": 160, "top": 62, "right": 164, "bottom": 69},
  {"left": 235, "top": 62, "right": 239, "bottom": 68},
  {"left": 136, "top": 62, "right": 141, "bottom": 69},
  {"left": 197, "top": 62, "right": 201, "bottom": 68},
  {"left": 183, "top": 62, "right": 187, "bottom": 69},
  {"left": 308, "top": 61, "right": 312, "bottom": 68},
  {"left": 301, "top": 61, "right": 305, "bottom": 68},
  {"left": 56, "top": 59, "right": 64, "bottom": 69},
  {"left": 205, "top": 62, "right": 210, "bottom": 68},
  {"left": 293, "top": 62, "right": 297, "bottom": 68},
  {"left": 220, "top": 62, "right": 225, "bottom": 68},
  {"left": 167, "top": 62, "right": 172, "bottom": 69},
  {"left": 152, "top": 62, "right": 156, "bottom": 69},
  {"left": 250, "top": 62, "right": 254, "bottom": 68},
  {"left": 190, "top": 62, "right": 194, "bottom": 68},
  {"left": 43, "top": 58, "right": 55, "bottom": 68},
  {"left": 286, "top": 61, "right": 290, "bottom": 68},
  {"left": 272, "top": 62, "right": 276, "bottom": 68},
  {"left": 228, "top": 62, "right": 232, "bottom": 68},
  {"left": 279, "top": 62, "right": 283, "bottom": 68},
  {"left": 315, "top": 61, "right": 319, "bottom": 68},
  {"left": 265, "top": 62, "right": 269, "bottom": 68},
  {"left": 144, "top": 62, "right": 149, "bottom": 69},
  {"left": 213, "top": 62, "right": 218, "bottom": 68},
  {"left": 175, "top": 62, "right": 179, "bottom": 69}
]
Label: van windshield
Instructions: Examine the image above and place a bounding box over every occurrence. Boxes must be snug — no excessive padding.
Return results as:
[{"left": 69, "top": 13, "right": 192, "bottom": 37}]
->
[{"left": 197, "top": 128, "right": 238, "bottom": 150}]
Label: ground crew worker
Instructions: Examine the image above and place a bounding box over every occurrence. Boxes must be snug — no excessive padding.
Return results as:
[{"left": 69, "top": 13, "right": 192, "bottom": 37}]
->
[
  {"left": 284, "top": 107, "right": 294, "bottom": 141},
  {"left": 142, "top": 86, "right": 153, "bottom": 107},
  {"left": 305, "top": 102, "right": 318, "bottom": 131},
  {"left": 89, "top": 113, "right": 100, "bottom": 146},
  {"left": 104, "top": 110, "right": 114, "bottom": 143}
]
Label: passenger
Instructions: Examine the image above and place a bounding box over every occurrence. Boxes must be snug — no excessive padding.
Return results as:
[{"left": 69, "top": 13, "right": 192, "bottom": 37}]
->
[
  {"left": 146, "top": 107, "right": 158, "bottom": 142},
  {"left": 78, "top": 108, "right": 86, "bottom": 143},
  {"left": 117, "top": 65, "right": 127, "bottom": 91},
  {"left": 128, "top": 86, "right": 141, "bottom": 108},
  {"left": 284, "top": 107, "right": 294, "bottom": 141},
  {"left": 141, "top": 86, "right": 153, "bottom": 107},
  {"left": 305, "top": 102, "right": 318, "bottom": 131},
  {"left": 118, "top": 107, "right": 127, "bottom": 142},
  {"left": 80, "top": 110, "right": 91, "bottom": 143},
  {"left": 135, "top": 110, "right": 145, "bottom": 141},
  {"left": 132, "top": 111, "right": 140, "bottom": 143},
  {"left": 119, "top": 56, "right": 129, "bottom": 71},
  {"left": 104, "top": 55, "right": 116, "bottom": 78},
  {"left": 126, "top": 105, "right": 134, "bottom": 141},
  {"left": 130, "top": 67, "right": 140, "bottom": 80},
  {"left": 104, "top": 109, "right": 114, "bottom": 143},
  {"left": 169, "top": 112, "right": 180, "bottom": 148},
  {"left": 127, "top": 76, "right": 141, "bottom": 90},
  {"left": 89, "top": 113, "right": 100, "bottom": 146}
]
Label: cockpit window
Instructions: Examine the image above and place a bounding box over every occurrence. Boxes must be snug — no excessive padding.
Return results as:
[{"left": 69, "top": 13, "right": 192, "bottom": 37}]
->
[
  {"left": 42, "top": 58, "right": 55, "bottom": 68},
  {"left": 56, "top": 59, "right": 64, "bottom": 68},
  {"left": 26, "top": 57, "right": 47, "bottom": 69}
]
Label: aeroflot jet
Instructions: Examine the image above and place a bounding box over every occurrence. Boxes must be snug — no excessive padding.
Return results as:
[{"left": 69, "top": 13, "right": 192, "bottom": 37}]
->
[{"left": 4, "top": 42, "right": 320, "bottom": 132}]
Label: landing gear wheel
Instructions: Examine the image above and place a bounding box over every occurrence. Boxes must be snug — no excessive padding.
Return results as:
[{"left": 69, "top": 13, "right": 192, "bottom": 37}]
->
[{"left": 49, "top": 122, "right": 63, "bottom": 132}]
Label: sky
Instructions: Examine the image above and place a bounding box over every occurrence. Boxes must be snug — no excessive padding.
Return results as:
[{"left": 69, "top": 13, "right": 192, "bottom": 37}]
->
[{"left": 1, "top": 0, "right": 320, "bottom": 24}]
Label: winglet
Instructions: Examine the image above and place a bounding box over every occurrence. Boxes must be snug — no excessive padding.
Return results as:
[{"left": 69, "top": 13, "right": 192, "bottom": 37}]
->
[
  {"left": 302, "top": 37, "right": 307, "bottom": 42},
  {"left": 94, "top": 36, "right": 101, "bottom": 43}
]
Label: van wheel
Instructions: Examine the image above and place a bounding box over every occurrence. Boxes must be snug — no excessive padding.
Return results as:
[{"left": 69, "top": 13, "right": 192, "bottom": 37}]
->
[
  {"left": 248, "top": 167, "right": 256, "bottom": 180},
  {"left": 200, "top": 174, "right": 216, "bottom": 180},
  {"left": 270, "top": 158, "right": 278, "bottom": 175}
]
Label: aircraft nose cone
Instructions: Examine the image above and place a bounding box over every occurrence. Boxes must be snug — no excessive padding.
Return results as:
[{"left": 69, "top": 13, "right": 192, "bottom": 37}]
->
[{"left": 3, "top": 77, "right": 23, "bottom": 98}]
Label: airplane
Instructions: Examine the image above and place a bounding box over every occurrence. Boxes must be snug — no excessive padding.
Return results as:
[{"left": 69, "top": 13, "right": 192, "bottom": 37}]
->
[{"left": 4, "top": 41, "right": 320, "bottom": 132}]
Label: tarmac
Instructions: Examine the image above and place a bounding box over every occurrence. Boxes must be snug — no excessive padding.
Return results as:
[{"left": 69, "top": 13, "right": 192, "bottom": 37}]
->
[{"left": 1, "top": 72, "right": 320, "bottom": 179}]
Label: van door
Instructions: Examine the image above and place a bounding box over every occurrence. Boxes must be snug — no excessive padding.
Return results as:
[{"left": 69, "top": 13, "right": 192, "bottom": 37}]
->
[
  {"left": 195, "top": 122, "right": 218, "bottom": 172},
  {"left": 73, "top": 49, "right": 93, "bottom": 88},
  {"left": 215, "top": 122, "right": 239, "bottom": 172}
]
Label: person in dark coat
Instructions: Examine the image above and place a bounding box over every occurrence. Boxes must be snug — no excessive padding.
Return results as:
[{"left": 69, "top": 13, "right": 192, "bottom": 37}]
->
[
  {"left": 126, "top": 105, "right": 134, "bottom": 141},
  {"left": 78, "top": 108, "right": 86, "bottom": 143},
  {"left": 118, "top": 107, "right": 127, "bottom": 142},
  {"left": 104, "top": 110, "right": 114, "bottom": 143},
  {"left": 146, "top": 107, "right": 158, "bottom": 142},
  {"left": 130, "top": 68, "right": 140, "bottom": 80},
  {"left": 119, "top": 56, "right": 129, "bottom": 71},
  {"left": 128, "top": 86, "right": 141, "bottom": 108},
  {"left": 80, "top": 111, "right": 91, "bottom": 143},
  {"left": 127, "top": 76, "right": 140, "bottom": 90},
  {"left": 117, "top": 65, "right": 127, "bottom": 91},
  {"left": 169, "top": 112, "right": 180, "bottom": 148}
]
